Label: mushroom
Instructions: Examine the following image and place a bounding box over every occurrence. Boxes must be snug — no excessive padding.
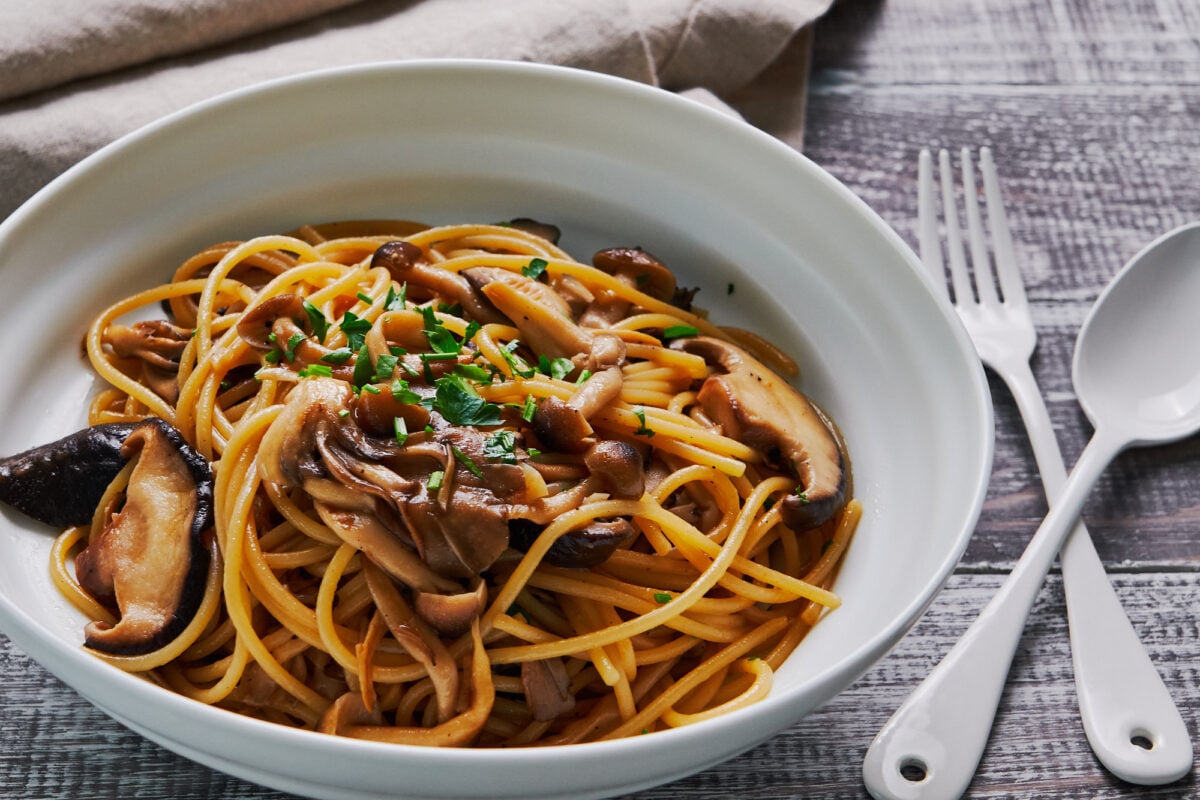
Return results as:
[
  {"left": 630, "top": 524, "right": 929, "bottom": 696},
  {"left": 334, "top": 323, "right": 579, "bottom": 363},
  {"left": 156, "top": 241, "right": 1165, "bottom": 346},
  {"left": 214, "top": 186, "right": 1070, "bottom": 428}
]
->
[
  {"left": 579, "top": 247, "right": 677, "bottom": 328},
  {"left": 462, "top": 267, "right": 573, "bottom": 319},
  {"left": 317, "top": 692, "right": 385, "bottom": 736},
  {"left": 521, "top": 657, "right": 575, "bottom": 721},
  {"left": 674, "top": 336, "right": 846, "bottom": 531},
  {"left": 259, "top": 378, "right": 520, "bottom": 586},
  {"left": 506, "top": 217, "right": 561, "bottom": 244},
  {"left": 508, "top": 517, "right": 635, "bottom": 568},
  {"left": 531, "top": 367, "right": 624, "bottom": 454},
  {"left": 480, "top": 280, "right": 594, "bottom": 361},
  {"left": 73, "top": 418, "right": 214, "bottom": 655},
  {"left": 371, "top": 241, "right": 507, "bottom": 325},
  {"left": 414, "top": 579, "right": 487, "bottom": 638},
  {"left": 0, "top": 422, "right": 138, "bottom": 527},
  {"left": 105, "top": 320, "right": 192, "bottom": 402},
  {"left": 236, "top": 293, "right": 306, "bottom": 350},
  {"left": 583, "top": 440, "right": 645, "bottom": 499}
]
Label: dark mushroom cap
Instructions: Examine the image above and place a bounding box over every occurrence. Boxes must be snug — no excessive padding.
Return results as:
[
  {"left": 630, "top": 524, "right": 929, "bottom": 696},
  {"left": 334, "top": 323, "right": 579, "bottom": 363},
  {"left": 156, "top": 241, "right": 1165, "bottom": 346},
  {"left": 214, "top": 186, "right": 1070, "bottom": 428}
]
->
[
  {"left": 584, "top": 440, "right": 645, "bottom": 499},
  {"left": 592, "top": 247, "right": 677, "bottom": 300},
  {"left": 675, "top": 336, "right": 847, "bottom": 531},
  {"left": 506, "top": 217, "right": 562, "bottom": 245},
  {"left": 74, "top": 418, "right": 213, "bottom": 656}
]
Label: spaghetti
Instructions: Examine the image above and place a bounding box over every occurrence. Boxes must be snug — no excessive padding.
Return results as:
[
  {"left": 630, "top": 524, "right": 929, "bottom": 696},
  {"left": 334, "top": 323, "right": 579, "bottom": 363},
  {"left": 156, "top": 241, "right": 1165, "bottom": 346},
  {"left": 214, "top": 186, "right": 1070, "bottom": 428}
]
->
[{"left": 43, "top": 220, "right": 859, "bottom": 745}]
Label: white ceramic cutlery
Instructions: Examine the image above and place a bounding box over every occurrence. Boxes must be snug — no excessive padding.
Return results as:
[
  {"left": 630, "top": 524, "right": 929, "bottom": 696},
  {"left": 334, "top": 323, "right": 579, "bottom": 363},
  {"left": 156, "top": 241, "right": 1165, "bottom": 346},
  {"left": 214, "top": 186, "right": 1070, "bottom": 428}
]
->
[{"left": 862, "top": 149, "right": 1195, "bottom": 799}]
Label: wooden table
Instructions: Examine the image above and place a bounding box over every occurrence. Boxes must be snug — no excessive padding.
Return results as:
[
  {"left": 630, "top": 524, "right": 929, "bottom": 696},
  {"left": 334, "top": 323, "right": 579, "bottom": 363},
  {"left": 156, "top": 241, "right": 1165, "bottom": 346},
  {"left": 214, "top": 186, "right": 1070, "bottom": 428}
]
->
[{"left": 2, "top": 1, "right": 1197, "bottom": 797}]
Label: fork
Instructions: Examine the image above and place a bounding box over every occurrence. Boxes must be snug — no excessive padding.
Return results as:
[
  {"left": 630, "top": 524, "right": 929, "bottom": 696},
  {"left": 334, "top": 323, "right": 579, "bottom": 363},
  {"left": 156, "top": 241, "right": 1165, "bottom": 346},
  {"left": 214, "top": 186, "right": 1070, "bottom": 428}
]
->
[{"left": 861, "top": 148, "right": 1191, "bottom": 800}]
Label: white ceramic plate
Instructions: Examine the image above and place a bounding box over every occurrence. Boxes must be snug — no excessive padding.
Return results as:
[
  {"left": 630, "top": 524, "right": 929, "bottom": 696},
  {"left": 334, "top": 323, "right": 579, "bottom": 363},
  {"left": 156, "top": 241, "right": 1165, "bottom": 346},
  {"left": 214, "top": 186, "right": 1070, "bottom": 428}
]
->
[{"left": 0, "top": 61, "right": 992, "bottom": 799}]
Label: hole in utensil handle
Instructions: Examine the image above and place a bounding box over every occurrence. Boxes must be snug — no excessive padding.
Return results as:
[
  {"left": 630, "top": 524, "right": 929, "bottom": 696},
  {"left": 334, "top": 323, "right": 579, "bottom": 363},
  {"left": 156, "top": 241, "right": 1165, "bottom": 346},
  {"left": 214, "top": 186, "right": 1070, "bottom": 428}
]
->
[{"left": 899, "top": 757, "right": 929, "bottom": 783}]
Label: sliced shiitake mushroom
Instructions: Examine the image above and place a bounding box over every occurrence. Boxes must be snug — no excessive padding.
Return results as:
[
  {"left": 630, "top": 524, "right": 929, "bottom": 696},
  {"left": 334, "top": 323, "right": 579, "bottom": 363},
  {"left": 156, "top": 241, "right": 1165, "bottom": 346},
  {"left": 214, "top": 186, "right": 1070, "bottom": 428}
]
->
[
  {"left": 674, "top": 336, "right": 846, "bottom": 531},
  {"left": 71, "top": 420, "right": 212, "bottom": 655},
  {"left": 0, "top": 422, "right": 138, "bottom": 527}
]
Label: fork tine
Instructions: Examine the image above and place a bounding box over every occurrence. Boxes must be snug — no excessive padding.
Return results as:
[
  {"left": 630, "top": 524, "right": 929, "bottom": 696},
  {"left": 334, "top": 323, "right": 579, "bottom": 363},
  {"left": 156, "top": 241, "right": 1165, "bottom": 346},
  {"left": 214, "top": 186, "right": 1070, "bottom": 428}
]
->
[
  {"left": 961, "top": 148, "right": 999, "bottom": 306},
  {"left": 980, "top": 147, "right": 1027, "bottom": 306},
  {"left": 917, "top": 149, "right": 949, "bottom": 299},
  {"left": 938, "top": 149, "right": 974, "bottom": 304}
]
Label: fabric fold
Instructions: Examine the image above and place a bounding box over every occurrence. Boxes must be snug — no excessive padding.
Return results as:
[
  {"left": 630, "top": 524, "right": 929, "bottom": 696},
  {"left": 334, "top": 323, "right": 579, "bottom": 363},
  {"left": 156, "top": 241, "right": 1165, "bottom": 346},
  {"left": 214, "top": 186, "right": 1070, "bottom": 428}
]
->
[{"left": 0, "top": 0, "right": 833, "bottom": 220}]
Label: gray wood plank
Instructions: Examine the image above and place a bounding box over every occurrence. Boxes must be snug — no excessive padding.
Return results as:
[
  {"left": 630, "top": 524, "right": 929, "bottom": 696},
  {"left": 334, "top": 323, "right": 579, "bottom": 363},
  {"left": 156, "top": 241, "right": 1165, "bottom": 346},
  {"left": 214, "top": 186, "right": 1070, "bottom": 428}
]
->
[
  {"left": 1, "top": 574, "right": 1195, "bottom": 798},
  {"left": 800, "top": 82, "right": 1200, "bottom": 568}
]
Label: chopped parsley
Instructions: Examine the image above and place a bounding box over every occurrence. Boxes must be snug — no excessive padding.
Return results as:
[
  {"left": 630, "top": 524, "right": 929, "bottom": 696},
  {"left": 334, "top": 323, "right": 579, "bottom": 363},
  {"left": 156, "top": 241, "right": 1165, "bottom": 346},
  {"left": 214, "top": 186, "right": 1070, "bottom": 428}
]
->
[
  {"left": 421, "top": 306, "right": 461, "bottom": 355},
  {"left": 427, "top": 470, "right": 445, "bottom": 491},
  {"left": 662, "top": 324, "right": 699, "bottom": 339},
  {"left": 633, "top": 406, "right": 655, "bottom": 437},
  {"left": 574, "top": 369, "right": 592, "bottom": 385},
  {"left": 433, "top": 374, "right": 502, "bottom": 426},
  {"left": 351, "top": 344, "right": 373, "bottom": 388},
  {"left": 321, "top": 347, "right": 353, "bottom": 365},
  {"left": 356, "top": 291, "right": 374, "bottom": 305},
  {"left": 483, "top": 430, "right": 518, "bottom": 464},
  {"left": 384, "top": 282, "right": 407, "bottom": 311},
  {"left": 339, "top": 311, "right": 373, "bottom": 351},
  {"left": 303, "top": 301, "right": 329, "bottom": 343},
  {"left": 361, "top": 384, "right": 381, "bottom": 394},
  {"left": 374, "top": 352, "right": 399, "bottom": 382},
  {"left": 795, "top": 488, "right": 810, "bottom": 504},
  {"left": 452, "top": 446, "right": 484, "bottom": 479},
  {"left": 538, "top": 355, "right": 574, "bottom": 381},
  {"left": 454, "top": 363, "right": 492, "bottom": 382},
  {"left": 390, "top": 378, "right": 421, "bottom": 404},
  {"left": 499, "top": 340, "right": 536, "bottom": 378},
  {"left": 284, "top": 332, "right": 306, "bottom": 362},
  {"left": 263, "top": 349, "right": 281, "bottom": 364},
  {"left": 521, "top": 257, "right": 548, "bottom": 280},
  {"left": 520, "top": 394, "right": 537, "bottom": 422},
  {"left": 653, "top": 592, "right": 672, "bottom": 604},
  {"left": 298, "top": 363, "right": 333, "bottom": 378},
  {"left": 462, "top": 320, "right": 482, "bottom": 344},
  {"left": 393, "top": 416, "right": 409, "bottom": 446}
]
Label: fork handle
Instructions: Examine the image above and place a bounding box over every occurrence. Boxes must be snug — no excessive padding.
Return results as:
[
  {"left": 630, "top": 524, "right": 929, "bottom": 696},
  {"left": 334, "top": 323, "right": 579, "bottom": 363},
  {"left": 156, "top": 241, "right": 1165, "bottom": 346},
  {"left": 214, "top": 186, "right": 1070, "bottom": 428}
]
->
[{"left": 1002, "top": 356, "right": 1192, "bottom": 785}]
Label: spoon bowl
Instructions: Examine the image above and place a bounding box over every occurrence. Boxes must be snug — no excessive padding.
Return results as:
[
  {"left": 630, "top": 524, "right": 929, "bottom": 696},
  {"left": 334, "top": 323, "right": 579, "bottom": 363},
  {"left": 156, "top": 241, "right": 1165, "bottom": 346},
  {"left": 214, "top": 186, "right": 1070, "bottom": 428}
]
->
[{"left": 1074, "top": 221, "right": 1200, "bottom": 443}]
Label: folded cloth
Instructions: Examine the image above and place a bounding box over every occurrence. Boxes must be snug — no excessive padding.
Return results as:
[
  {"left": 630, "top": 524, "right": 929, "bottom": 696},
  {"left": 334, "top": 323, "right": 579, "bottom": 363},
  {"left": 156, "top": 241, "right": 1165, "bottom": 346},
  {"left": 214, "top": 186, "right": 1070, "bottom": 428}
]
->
[{"left": 0, "top": 0, "right": 832, "bottom": 220}]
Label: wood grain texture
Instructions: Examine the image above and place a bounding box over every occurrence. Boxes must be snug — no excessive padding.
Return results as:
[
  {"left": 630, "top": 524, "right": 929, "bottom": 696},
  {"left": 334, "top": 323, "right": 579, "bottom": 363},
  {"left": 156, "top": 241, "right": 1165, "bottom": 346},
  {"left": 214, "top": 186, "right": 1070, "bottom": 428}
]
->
[
  {"left": 3, "top": 0, "right": 1199, "bottom": 797},
  {"left": 803, "top": 0, "right": 1200, "bottom": 569},
  {"left": 0, "top": 575, "right": 1195, "bottom": 799}
]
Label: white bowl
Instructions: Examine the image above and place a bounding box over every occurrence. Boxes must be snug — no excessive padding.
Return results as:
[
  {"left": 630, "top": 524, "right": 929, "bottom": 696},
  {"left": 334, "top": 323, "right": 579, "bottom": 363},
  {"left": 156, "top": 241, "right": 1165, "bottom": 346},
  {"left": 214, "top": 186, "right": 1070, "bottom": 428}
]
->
[{"left": 0, "top": 61, "right": 991, "bottom": 799}]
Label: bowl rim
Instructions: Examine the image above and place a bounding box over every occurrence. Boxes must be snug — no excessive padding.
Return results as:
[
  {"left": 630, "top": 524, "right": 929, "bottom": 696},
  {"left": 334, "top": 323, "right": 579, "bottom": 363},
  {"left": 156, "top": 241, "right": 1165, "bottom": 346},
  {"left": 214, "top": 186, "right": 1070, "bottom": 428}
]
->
[{"left": 0, "top": 57, "right": 993, "bottom": 787}]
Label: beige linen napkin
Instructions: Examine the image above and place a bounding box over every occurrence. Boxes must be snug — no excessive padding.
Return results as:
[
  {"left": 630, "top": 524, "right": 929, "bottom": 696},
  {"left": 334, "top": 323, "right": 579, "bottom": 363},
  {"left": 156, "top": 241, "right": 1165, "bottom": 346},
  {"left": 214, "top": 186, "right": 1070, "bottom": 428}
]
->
[{"left": 0, "top": 0, "right": 832, "bottom": 219}]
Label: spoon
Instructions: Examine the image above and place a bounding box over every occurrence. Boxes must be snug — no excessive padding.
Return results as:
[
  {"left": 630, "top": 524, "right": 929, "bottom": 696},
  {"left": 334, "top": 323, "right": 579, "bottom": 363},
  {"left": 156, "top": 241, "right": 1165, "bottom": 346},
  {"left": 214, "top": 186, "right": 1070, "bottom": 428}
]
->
[{"left": 862, "top": 222, "right": 1200, "bottom": 799}]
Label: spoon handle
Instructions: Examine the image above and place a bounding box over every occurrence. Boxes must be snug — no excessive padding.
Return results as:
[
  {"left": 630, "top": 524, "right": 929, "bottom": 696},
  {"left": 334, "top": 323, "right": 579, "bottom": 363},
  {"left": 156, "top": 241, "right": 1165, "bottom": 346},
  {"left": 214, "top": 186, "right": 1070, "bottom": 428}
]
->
[
  {"left": 1005, "top": 360, "right": 1192, "bottom": 785},
  {"left": 862, "top": 430, "right": 1123, "bottom": 800}
]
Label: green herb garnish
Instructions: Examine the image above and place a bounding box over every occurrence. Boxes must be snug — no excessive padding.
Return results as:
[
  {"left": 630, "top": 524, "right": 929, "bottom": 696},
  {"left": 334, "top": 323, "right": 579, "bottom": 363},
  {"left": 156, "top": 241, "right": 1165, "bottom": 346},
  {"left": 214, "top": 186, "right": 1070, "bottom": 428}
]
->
[
  {"left": 653, "top": 592, "right": 671, "bottom": 604},
  {"left": 662, "top": 324, "right": 699, "bottom": 339},
  {"left": 433, "top": 374, "right": 502, "bottom": 426},
  {"left": 427, "top": 470, "right": 445, "bottom": 491},
  {"left": 321, "top": 347, "right": 353, "bottom": 365},
  {"left": 303, "top": 301, "right": 329, "bottom": 343},
  {"left": 521, "top": 257, "right": 548, "bottom": 280},
  {"left": 633, "top": 406, "right": 655, "bottom": 437},
  {"left": 374, "top": 352, "right": 399, "bottom": 382},
  {"left": 284, "top": 332, "right": 305, "bottom": 362},
  {"left": 520, "top": 395, "right": 537, "bottom": 422},
  {"left": 453, "top": 446, "right": 484, "bottom": 479},
  {"left": 538, "top": 355, "right": 574, "bottom": 381},
  {"left": 351, "top": 344, "right": 373, "bottom": 388},
  {"left": 298, "top": 363, "right": 333, "bottom": 378},
  {"left": 483, "top": 430, "right": 518, "bottom": 464},
  {"left": 391, "top": 378, "right": 421, "bottom": 404},
  {"left": 339, "top": 311, "right": 373, "bottom": 352},
  {"left": 393, "top": 416, "right": 409, "bottom": 446}
]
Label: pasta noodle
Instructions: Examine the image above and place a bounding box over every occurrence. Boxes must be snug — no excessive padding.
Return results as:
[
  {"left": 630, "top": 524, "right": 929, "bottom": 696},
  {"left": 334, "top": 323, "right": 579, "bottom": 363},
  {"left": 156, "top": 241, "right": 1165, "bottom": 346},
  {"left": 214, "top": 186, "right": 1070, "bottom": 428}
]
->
[{"left": 39, "top": 220, "right": 859, "bottom": 745}]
